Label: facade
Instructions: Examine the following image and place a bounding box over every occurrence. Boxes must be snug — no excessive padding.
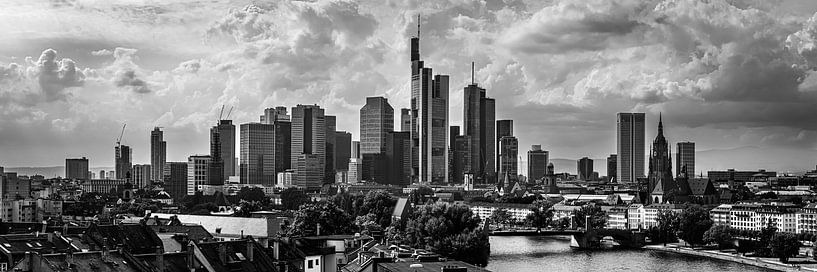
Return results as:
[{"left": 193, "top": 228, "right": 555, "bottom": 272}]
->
[
  {"left": 240, "top": 123, "right": 276, "bottom": 186},
  {"left": 292, "top": 104, "right": 326, "bottom": 190},
  {"left": 81, "top": 179, "right": 128, "bottom": 194},
  {"left": 187, "top": 155, "right": 210, "bottom": 195},
  {"left": 676, "top": 141, "right": 695, "bottom": 178},
  {"left": 410, "top": 26, "right": 449, "bottom": 184},
  {"left": 605, "top": 206, "right": 628, "bottom": 230},
  {"left": 497, "top": 136, "right": 518, "bottom": 180},
  {"left": 708, "top": 169, "right": 777, "bottom": 182},
  {"left": 400, "top": 108, "right": 411, "bottom": 132},
  {"left": 496, "top": 120, "right": 513, "bottom": 171},
  {"left": 335, "top": 131, "right": 352, "bottom": 172},
  {"left": 325, "top": 115, "right": 337, "bottom": 184},
  {"left": 360, "top": 97, "right": 394, "bottom": 154},
  {"left": 65, "top": 157, "right": 89, "bottom": 180},
  {"left": 115, "top": 145, "right": 132, "bottom": 180},
  {"left": 710, "top": 204, "right": 732, "bottom": 226},
  {"left": 276, "top": 170, "right": 294, "bottom": 189},
  {"left": 348, "top": 141, "right": 362, "bottom": 183},
  {"left": 527, "top": 145, "right": 548, "bottom": 182},
  {"left": 132, "top": 164, "right": 151, "bottom": 189},
  {"left": 616, "top": 112, "right": 645, "bottom": 184},
  {"left": 607, "top": 154, "right": 617, "bottom": 183},
  {"left": 797, "top": 203, "right": 817, "bottom": 234},
  {"left": 469, "top": 202, "right": 532, "bottom": 223},
  {"left": 463, "top": 82, "right": 495, "bottom": 184},
  {"left": 385, "top": 131, "right": 412, "bottom": 186},
  {"left": 150, "top": 127, "right": 166, "bottom": 182},
  {"left": 730, "top": 203, "right": 798, "bottom": 233},
  {"left": 577, "top": 157, "right": 593, "bottom": 181},
  {"left": 163, "top": 162, "right": 188, "bottom": 201}
]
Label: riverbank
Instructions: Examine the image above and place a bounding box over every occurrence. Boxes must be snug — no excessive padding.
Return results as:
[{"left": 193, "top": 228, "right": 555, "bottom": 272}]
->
[{"left": 645, "top": 244, "right": 817, "bottom": 272}]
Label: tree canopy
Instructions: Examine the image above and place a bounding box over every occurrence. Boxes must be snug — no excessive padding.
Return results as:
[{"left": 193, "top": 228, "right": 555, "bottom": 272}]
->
[
  {"left": 280, "top": 188, "right": 311, "bottom": 211},
  {"left": 703, "top": 224, "right": 734, "bottom": 249},
  {"left": 389, "top": 202, "right": 489, "bottom": 266},
  {"left": 769, "top": 232, "right": 800, "bottom": 263},
  {"left": 284, "top": 201, "right": 354, "bottom": 237},
  {"left": 526, "top": 199, "right": 554, "bottom": 231},
  {"left": 572, "top": 205, "right": 606, "bottom": 229},
  {"left": 357, "top": 190, "right": 398, "bottom": 228},
  {"left": 677, "top": 205, "right": 713, "bottom": 248}
]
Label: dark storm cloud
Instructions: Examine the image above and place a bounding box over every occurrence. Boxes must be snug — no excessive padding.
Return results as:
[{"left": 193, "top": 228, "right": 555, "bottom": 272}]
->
[{"left": 114, "top": 70, "right": 150, "bottom": 93}]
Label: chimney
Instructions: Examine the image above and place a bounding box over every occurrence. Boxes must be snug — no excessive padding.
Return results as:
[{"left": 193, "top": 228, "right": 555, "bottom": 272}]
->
[
  {"left": 246, "top": 240, "right": 254, "bottom": 262},
  {"left": 156, "top": 246, "right": 165, "bottom": 272},
  {"left": 316, "top": 223, "right": 321, "bottom": 236},
  {"left": 47, "top": 232, "right": 53, "bottom": 243},
  {"left": 101, "top": 238, "right": 109, "bottom": 262},
  {"left": 62, "top": 224, "right": 68, "bottom": 234},
  {"left": 186, "top": 242, "right": 195, "bottom": 271}
]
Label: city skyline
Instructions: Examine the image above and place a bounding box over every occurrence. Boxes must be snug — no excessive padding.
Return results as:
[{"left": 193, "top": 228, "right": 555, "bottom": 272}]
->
[{"left": 2, "top": 1, "right": 817, "bottom": 173}]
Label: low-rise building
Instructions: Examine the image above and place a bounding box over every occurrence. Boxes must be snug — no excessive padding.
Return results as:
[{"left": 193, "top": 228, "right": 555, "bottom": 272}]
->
[
  {"left": 603, "top": 206, "right": 628, "bottom": 230},
  {"left": 469, "top": 202, "right": 532, "bottom": 223},
  {"left": 797, "top": 203, "right": 817, "bottom": 234},
  {"left": 710, "top": 204, "right": 732, "bottom": 226}
]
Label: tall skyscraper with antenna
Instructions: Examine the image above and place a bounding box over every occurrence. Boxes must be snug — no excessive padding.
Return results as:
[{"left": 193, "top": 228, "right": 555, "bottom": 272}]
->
[
  {"left": 410, "top": 14, "right": 449, "bottom": 184},
  {"left": 463, "top": 62, "right": 496, "bottom": 183}
]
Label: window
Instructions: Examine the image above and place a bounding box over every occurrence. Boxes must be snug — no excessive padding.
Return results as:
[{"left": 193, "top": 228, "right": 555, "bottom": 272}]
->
[
  {"left": 308, "top": 260, "right": 313, "bottom": 269},
  {"left": 316, "top": 259, "right": 319, "bottom": 266}
]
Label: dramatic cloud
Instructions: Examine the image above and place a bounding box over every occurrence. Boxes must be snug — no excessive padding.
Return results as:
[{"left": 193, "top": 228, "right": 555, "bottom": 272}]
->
[{"left": 1, "top": 0, "right": 817, "bottom": 173}]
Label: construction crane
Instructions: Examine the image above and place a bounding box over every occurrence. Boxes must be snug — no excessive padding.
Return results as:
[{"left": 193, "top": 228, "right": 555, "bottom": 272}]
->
[
  {"left": 116, "top": 123, "right": 126, "bottom": 147},
  {"left": 225, "top": 106, "right": 234, "bottom": 120}
]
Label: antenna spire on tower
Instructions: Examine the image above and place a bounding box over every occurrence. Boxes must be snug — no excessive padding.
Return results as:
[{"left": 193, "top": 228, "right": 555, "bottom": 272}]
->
[
  {"left": 417, "top": 13, "right": 421, "bottom": 38},
  {"left": 471, "top": 62, "right": 475, "bottom": 85}
]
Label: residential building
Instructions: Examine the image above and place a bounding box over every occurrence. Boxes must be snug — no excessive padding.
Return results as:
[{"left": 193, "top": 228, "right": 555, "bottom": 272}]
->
[
  {"left": 604, "top": 206, "right": 628, "bottom": 230},
  {"left": 65, "top": 157, "right": 89, "bottom": 180},
  {"left": 150, "top": 127, "right": 166, "bottom": 182},
  {"left": 469, "top": 202, "right": 532, "bottom": 223},
  {"left": 676, "top": 141, "right": 695, "bottom": 178},
  {"left": 527, "top": 145, "right": 548, "bottom": 182},
  {"left": 187, "top": 155, "right": 210, "bottom": 195},
  {"left": 710, "top": 204, "right": 732, "bottom": 226},
  {"left": 81, "top": 179, "right": 128, "bottom": 194},
  {"left": 797, "top": 203, "right": 817, "bottom": 234},
  {"left": 617, "top": 112, "right": 645, "bottom": 184},
  {"left": 410, "top": 23, "right": 449, "bottom": 184}
]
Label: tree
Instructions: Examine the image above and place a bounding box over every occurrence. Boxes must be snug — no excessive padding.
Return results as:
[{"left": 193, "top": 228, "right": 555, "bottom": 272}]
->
[
  {"left": 237, "top": 187, "right": 267, "bottom": 203},
  {"left": 284, "top": 201, "right": 354, "bottom": 237},
  {"left": 355, "top": 213, "right": 382, "bottom": 235},
  {"left": 331, "top": 191, "right": 365, "bottom": 216},
  {"left": 703, "top": 224, "right": 734, "bottom": 249},
  {"left": 526, "top": 199, "right": 554, "bottom": 231},
  {"left": 572, "top": 205, "right": 606, "bottom": 229},
  {"left": 233, "top": 200, "right": 264, "bottom": 217},
  {"left": 280, "top": 188, "right": 311, "bottom": 211},
  {"left": 490, "top": 208, "right": 512, "bottom": 229},
  {"left": 409, "top": 186, "right": 435, "bottom": 205},
  {"left": 357, "top": 190, "right": 397, "bottom": 228},
  {"left": 392, "top": 202, "right": 489, "bottom": 266},
  {"left": 756, "top": 226, "right": 778, "bottom": 256},
  {"left": 769, "top": 233, "right": 800, "bottom": 263},
  {"left": 655, "top": 209, "right": 679, "bottom": 245},
  {"left": 677, "top": 205, "right": 712, "bottom": 248}
]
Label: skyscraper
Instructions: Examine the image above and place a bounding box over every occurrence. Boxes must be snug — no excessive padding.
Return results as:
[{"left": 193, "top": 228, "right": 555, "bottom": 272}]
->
[
  {"left": 360, "top": 97, "right": 394, "bottom": 154},
  {"left": 401, "top": 108, "right": 411, "bottom": 132},
  {"left": 348, "top": 141, "right": 362, "bottom": 183},
  {"left": 410, "top": 17, "right": 449, "bottom": 184},
  {"left": 150, "top": 127, "right": 166, "bottom": 183},
  {"left": 676, "top": 141, "right": 695, "bottom": 178},
  {"left": 463, "top": 78, "right": 495, "bottom": 184},
  {"left": 607, "top": 154, "right": 617, "bottom": 182},
  {"left": 325, "top": 115, "right": 337, "bottom": 183},
  {"left": 240, "top": 123, "right": 276, "bottom": 186},
  {"left": 65, "top": 157, "right": 89, "bottom": 180},
  {"left": 291, "top": 104, "right": 326, "bottom": 190},
  {"left": 496, "top": 120, "right": 513, "bottom": 172},
  {"left": 498, "top": 136, "right": 518, "bottom": 179},
  {"left": 335, "top": 131, "right": 352, "bottom": 172},
  {"left": 360, "top": 97, "right": 394, "bottom": 183},
  {"left": 385, "top": 131, "right": 412, "bottom": 186},
  {"left": 577, "top": 157, "right": 593, "bottom": 181},
  {"left": 527, "top": 145, "right": 548, "bottom": 182},
  {"left": 208, "top": 124, "right": 224, "bottom": 186},
  {"left": 115, "top": 145, "right": 132, "bottom": 180},
  {"left": 617, "top": 112, "right": 645, "bottom": 184},
  {"left": 215, "top": 120, "right": 236, "bottom": 180},
  {"left": 187, "top": 155, "right": 210, "bottom": 195}
]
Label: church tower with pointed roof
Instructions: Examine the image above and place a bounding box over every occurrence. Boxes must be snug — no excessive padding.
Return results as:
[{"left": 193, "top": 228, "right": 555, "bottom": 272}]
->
[{"left": 648, "top": 114, "right": 679, "bottom": 203}]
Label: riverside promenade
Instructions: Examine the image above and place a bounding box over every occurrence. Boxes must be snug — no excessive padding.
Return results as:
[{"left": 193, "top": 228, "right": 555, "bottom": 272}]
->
[{"left": 646, "top": 244, "right": 817, "bottom": 272}]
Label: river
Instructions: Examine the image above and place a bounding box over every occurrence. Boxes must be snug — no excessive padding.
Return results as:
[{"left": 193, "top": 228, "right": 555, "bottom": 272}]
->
[{"left": 487, "top": 235, "right": 776, "bottom": 272}]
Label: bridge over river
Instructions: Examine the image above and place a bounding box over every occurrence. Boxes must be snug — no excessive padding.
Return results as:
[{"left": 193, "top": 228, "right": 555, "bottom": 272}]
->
[{"left": 490, "top": 229, "right": 646, "bottom": 249}]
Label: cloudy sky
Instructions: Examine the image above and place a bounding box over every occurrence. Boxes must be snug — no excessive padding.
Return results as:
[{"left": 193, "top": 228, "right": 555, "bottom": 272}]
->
[{"left": 2, "top": 0, "right": 817, "bottom": 174}]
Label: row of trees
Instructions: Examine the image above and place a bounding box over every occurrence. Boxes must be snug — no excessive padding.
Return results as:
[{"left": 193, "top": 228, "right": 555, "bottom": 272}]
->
[{"left": 652, "top": 205, "right": 803, "bottom": 263}]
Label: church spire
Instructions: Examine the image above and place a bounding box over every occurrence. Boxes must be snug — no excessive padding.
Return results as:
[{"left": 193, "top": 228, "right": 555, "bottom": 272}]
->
[{"left": 658, "top": 112, "right": 663, "bottom": 137}]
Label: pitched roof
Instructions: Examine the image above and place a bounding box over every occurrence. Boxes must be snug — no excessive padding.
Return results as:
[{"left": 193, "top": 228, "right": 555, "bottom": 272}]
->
[
  {"left": 376, "top": 260, "right": 488, "bottom": 272},
  {"left": 86, "top": 224, "right": 164, "bottom": 255},
  {"left": 392, "top": 198, "right": 410, "bottom": 218},
  {"left": 150, "top": 213, "right": 274, "bottom": 238},
  {"left": 36, "top": 251, "right": 140, "bottom": 272},
  {"left": 688, "top": 178, "right": 717, "bottom": 195},
  {"left": 194, "top": 239, "right": 279, "bottom": 272}
]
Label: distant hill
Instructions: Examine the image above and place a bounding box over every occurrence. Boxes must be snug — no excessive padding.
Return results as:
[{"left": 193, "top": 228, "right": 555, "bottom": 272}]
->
[{"left": 4, "top": 166, "right": 113, "bottom": 178}]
